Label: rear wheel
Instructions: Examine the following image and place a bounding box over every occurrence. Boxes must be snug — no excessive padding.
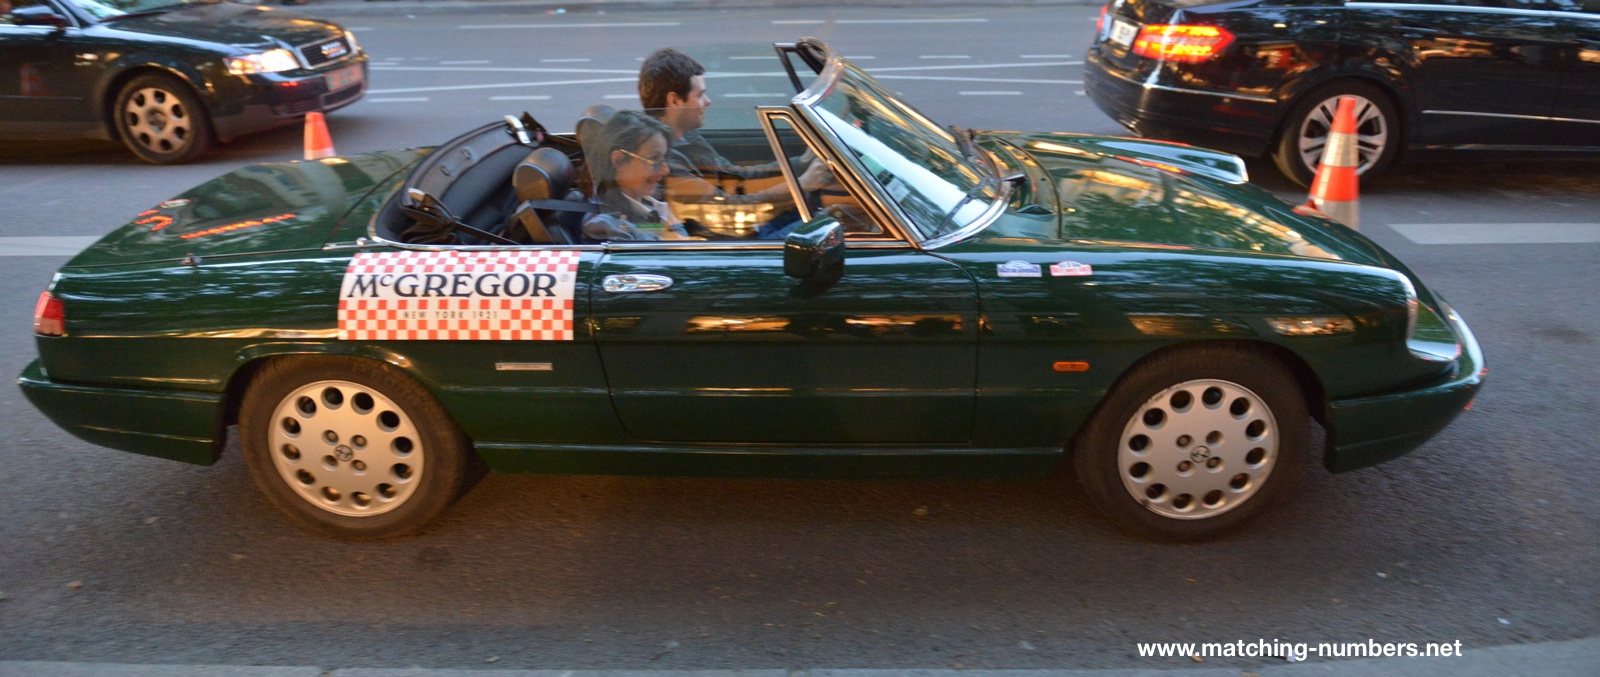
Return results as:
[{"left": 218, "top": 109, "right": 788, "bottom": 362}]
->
[
  {"left": 1073, "top": 345, "right": 1309, "bottom": 541},
  {"left": 1272, "top": 81, "right": 1399, "bottom": 187},
  {"left": 239, "top": 357, "right": 478, "bottom": 539},
  {"left": 113, "top": 73, "right": 214, "bottom": 165}
]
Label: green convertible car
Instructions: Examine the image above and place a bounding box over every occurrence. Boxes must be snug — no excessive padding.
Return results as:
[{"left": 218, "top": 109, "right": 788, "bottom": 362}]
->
[{"left": 20, "top": 39, "right": 1483, "bottom": 541}]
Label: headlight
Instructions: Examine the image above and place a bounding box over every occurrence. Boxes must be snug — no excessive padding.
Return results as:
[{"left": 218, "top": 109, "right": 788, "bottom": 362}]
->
[
  {"left": 225, "top": 49, "right": 300, "bottom": 75},
  {"left": 1399, "top": 275, "right": 1419, "bottom": 339},
  {"left": 343, "top": 30, "right": 360, "bottom": 53}
]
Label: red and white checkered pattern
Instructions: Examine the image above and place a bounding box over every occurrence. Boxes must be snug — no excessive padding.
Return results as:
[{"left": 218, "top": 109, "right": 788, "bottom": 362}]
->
[{"left": 338, "top": 250, "right": 580, "bottom": 341}]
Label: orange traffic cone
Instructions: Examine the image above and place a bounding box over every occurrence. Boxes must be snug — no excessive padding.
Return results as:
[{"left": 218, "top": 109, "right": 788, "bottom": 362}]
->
[
  {"left": 303, "top": 111, "right": 335, "bottom": 160},
  {"left": 1305, "top": 96, "right": 1360, "bottom": 230}
]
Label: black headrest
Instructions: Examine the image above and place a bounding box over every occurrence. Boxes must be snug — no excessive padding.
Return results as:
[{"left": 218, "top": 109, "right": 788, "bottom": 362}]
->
[
  {"left": 575, "top": 104, "right": 616, "bottom": 164},
  {"left": 512, "top": 147, "right": 575, "bottom": 203}
]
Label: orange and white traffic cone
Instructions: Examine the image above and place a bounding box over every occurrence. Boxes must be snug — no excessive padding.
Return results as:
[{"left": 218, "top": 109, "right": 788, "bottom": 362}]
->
[
  {"left": 1305, "top": 96, "right": 1360, "bottom": 230},
  {"left": 303, "top": 111, "right": 335, "bottom": 160}
]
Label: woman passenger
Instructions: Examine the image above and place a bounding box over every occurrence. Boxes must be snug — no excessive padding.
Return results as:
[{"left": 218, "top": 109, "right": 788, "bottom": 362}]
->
[{"left": 582, "top": 110, "right": 690, "bottom": 242}]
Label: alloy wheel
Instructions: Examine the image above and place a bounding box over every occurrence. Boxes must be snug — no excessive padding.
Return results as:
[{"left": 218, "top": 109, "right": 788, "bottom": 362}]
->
[
  {"left": 1116, "top": 378, "right": 1279, "bottom": 520},
  {"left": 122, "top": 86, "right": 195, "bottom": 157},
  {"left": 267, "top": 379, "right": 425, "bottom": 517},
  {"left": 1296, "top": 94, "right": 1388, "bottom": 176}
]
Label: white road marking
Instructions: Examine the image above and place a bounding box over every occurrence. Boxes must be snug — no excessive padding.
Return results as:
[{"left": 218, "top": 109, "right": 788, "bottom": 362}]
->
[
  {"left": 369, "top": 76, "right": 692, "bottom": 95},
  {"left": 440, "top": 60, "right": 490, "bottom": 65},
  {"left": 1388, "top": 223, "right": 1600, "bottom": 245},
  {"left": 1020, "top": 54, "right": 1077, "bottom": 59},
  {"left": 920, "top": 55, "right": 971, "bottom": 60},
  {"left": 878, "top": 75, "right": 1080, "bottom": 85},
  {"left": 773, "top": 18, "right": 988, "bottom": 24},
  {"left": 459, "top": 22, "right": 681, "bottom": 29},
  {"left": 843, "top": 56, "right": 876, "bottom": 60},
  {"left": 0, "top": 236, "right": 99, "bottom": 257},
  {"left": 603, "top": 94, "right": 639, "bottom": 100},
  {"left": 960, "top": 91, "right": 1023, "bottom": 96},
  {"left": 367, "top": 97, "right": 431, "bottom": 103},
  {"left": 369, "top": 66, "right": 636, "bottom": 74},
  {"left": 729, "top": 56, "right": 771, "bottom": 60},
  {"left": 541, "top": 58, "right": 593, "bottom": 63},
  {"left": 871, "top": 61, "right": 1078, "bottom": 73},
  {"left": 723, "top": 93, "right": 791, "bottom": 98},
  {"left": 347, "top": 27, "right": 373, "bottom": 31},
  {"left": 490, "top": 95, "right": 554, "bottom": 101}
]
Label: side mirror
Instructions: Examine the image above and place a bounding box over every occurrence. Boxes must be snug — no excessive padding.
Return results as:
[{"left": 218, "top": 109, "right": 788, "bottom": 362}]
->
[
  {"left": 13, "top": 6, "right": 69, "bottom": 28},
  {"left": 783, "top": 216, "right": 845, "bottom": 283}
]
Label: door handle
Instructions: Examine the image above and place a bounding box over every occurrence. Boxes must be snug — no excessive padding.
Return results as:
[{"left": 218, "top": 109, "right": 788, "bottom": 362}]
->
[{"left": 602, "top": 274, "right": 674, "bottom": 293}]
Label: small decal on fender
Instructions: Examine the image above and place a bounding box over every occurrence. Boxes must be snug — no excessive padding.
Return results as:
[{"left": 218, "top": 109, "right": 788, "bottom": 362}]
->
[
  {"left": 997, "top": 260, "right": 1041, "bottom": 278},
  {"left": 338, "top": 250, "right": 580, "bottom": 341},
  {"left": 1050, "top": 261, "right": 1093, "bottom": 277}
]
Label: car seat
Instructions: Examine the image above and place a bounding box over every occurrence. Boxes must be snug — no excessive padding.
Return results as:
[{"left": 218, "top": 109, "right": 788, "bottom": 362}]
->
[
  {"left": 573, "top": 104, "right": 616, "bottom": 196},
  {"left": 505, "top": 147, "right": 597, "bottom": 244}
]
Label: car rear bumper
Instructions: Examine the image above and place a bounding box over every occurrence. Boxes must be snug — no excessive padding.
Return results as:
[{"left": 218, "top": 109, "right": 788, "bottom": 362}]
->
[
  {"left": 210, "top": 57, "right": 368, "bottom": 142},
  {"left": 1322, "top": 306, "right": 1485, "bottom": 473},
  {"left": 17, "top": 360, "right": 223, "bottom": 466},
  {"left": 1083, "top": 51, "right": 1281, "bottom": 159}
]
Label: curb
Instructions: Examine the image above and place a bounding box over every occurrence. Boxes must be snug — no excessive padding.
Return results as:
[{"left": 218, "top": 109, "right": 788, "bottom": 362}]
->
[{"left": 4, "top": 638, "right": 1600, "bottom": 677}]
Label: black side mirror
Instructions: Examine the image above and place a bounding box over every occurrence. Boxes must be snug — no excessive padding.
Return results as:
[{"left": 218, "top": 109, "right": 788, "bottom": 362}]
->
[
  {"left": 13, "top": 6, "right": 69, "bottom": 28},
  {"left": 783, "top": 216, "right": 845, "bottom": 283}
]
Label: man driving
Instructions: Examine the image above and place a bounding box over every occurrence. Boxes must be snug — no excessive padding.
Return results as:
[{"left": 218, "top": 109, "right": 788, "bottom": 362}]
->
[{"left": 639, "top": 48, "right": 832, "bottom": 237}]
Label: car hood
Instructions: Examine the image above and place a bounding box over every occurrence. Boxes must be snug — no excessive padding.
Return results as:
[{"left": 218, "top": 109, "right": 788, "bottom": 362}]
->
[
  {"left": 103, "top": 3, "right": 342, "bottom": 49},
  {"left": 990, "top": 132, "right": 1397, "bottom": 268},
  {"left": 64, "top": 149, "right": 426, "bottom": 270}
]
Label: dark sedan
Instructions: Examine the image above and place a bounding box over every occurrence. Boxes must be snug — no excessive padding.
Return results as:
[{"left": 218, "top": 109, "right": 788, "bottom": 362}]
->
[
  {"left": 1084, "top": 0, "right": 1600, "bottom": 185},
  {"left": 0, "top": 0, "right": 366, "bottom": 163}
]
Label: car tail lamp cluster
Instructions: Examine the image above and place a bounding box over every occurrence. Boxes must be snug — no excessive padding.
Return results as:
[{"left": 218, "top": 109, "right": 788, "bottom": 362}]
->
[
  {"left": 1133, "top": 25, "right": 1235, "bottom": 63},
  {"left": 34, "top": 291, "right": 64, "bottom": 337}
]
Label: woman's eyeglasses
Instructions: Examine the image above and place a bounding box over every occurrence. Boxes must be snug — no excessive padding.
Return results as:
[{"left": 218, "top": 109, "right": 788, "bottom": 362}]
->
[{"left": 617, "top": 148, "right": 669, "bottom": 170}]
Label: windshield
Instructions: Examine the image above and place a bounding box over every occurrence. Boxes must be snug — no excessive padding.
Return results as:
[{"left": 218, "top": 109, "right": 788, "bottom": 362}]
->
[
  {"left": 807, "top": 62, "right": 998, "bottom": 240},
  {"left": 63, "top": 0, "right": 212, "bottom": 21}
]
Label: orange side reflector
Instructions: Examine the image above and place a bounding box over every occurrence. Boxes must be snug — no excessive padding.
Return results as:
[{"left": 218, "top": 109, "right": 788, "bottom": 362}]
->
[{"left": 1053, "top": 361, "right": 1090, "bottom": 373}]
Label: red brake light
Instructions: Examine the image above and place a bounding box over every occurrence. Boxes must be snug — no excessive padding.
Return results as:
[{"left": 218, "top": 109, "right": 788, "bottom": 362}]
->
[
  {"left": 34, "top": 291, "right": 64, "bottom": 337},
  {"left": 1132, "top": 24, "right": 1235, "bottom": 63},
  {"left": 1097, "top": 5, "right": 1109, "bottom": 34}
]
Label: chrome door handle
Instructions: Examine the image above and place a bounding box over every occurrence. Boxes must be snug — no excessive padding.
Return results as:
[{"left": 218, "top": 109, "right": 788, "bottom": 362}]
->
[{"left": 602, "top": 274, "right": 674, "bottom": 293}]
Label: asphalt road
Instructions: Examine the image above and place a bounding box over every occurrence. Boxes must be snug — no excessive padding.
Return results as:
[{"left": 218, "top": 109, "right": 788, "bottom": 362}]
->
[{"left": 1, "top": 4, "right": 1598, "bottom": 672}]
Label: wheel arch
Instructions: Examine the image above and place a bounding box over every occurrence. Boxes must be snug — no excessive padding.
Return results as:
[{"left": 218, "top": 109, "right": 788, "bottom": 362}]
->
[
  {"left": 97, "top": 62, "right": 214, "bottom": 140},
  {"left": 219, "top": 344, "right": 460, "bottom": 434},
  {"left": 1274, "top": 73, "right": 1411, "bottom": 157}
]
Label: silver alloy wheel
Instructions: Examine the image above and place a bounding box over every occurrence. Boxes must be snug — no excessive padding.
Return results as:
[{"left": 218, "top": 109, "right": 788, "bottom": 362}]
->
[
  {"left": 1117, "top": 378, "right": 1278, "bottom": 520},
  {"left": 1296, "top": 94, "right": 1387, "bottom": 176},
  {"left": 267, "top": 379, "right": 425, "bottom": 518},
  {"left": 122, "top": 86, "right": 193, "bottom": 156}
]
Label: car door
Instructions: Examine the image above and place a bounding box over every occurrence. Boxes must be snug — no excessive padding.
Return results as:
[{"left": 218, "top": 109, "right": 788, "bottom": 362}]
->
[
  {"left": 1546, "top": 0, "right": 1600, "bottom": 147},
  {"left": 590, "top": 112, "right": 980, "bottom": 446},
  {"left": 1345, "top": 0, "right": 1568, "bottom": 148},
  {"left": 0, "top": 0, "right": 88, "bottom": 133}
]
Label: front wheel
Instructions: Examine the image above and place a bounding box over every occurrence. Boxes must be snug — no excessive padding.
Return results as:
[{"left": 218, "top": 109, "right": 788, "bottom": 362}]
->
[
  {"left": 1271, "top": 81, "right": 1399, "bottom": 187},
  {"left": 112, "top": 73, "right": 214, "bottom": 165},
  {"left": 1073, "top": 346, "right": 1309, "bottom": 541},
  {"left": 239, "top": 357, "right": 478, "bottom": 539}
]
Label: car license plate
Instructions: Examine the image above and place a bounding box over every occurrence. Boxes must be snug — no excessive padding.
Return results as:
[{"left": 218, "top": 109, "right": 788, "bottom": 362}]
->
[
  {"left": 325, "top": 64, "right": 362, "bottom": 92},
  {"left": 1110, "top": 19, "right": 1139, "bottom": 47}
]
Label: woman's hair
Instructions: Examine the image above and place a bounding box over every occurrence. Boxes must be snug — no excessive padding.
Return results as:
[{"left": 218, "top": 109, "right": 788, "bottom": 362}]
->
[{"left": 588, "top": 109, "right": 673, "bottom": 198}]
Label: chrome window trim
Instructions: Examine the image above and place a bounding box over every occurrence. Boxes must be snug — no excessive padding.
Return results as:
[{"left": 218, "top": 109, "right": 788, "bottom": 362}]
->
[
  {"left": 1344, "top": 2, "right": 1592, "bottom": 20},
  {"left": 1098, "top": 63, "right": 1279, "bottom": 105},
  {"left": 1424, "top": 110, "right": 1600, "bottom": 125}
]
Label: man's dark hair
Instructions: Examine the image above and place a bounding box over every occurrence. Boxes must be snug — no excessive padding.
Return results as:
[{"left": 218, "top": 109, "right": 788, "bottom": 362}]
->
[{"left": 639, "top": 48, "right": 705, "bottom": 112}]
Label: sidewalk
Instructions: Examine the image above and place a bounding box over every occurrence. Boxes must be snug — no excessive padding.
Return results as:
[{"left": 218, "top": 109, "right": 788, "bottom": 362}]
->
[{"left": 4, "top": 636, "right": 1600, "bottom": 677}]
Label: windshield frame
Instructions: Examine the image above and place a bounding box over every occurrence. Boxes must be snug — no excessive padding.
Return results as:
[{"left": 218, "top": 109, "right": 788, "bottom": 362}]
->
[{"left": 790, "top": 43, "right": 1009, "bottom": 249}]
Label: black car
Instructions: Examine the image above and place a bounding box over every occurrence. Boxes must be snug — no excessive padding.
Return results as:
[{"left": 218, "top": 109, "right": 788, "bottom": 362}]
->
[
  {"left": 1084, "top": 0, "right": 1600, "bottom": 184},
  {"left": 0, "top": 0, "right": 366, "bottom": 163}
]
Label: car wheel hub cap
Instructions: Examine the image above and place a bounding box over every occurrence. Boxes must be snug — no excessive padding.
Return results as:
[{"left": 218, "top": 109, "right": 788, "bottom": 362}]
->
[
  {"left": 123, "top": 87, "right": 191, "bottom": 154},
  {"left": 1297, "top": 94, "right": 1386, "bottom": 177},
  {"left": 268, "top": 380, "right": 424, "bottom": 517},
  {"left": 1117, "top": 379, "right": 1278, "bottom": 520}
]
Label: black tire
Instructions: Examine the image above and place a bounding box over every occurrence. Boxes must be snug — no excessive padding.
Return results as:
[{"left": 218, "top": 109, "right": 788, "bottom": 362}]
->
[
  {"left": 1271, "top": 80, "right": 1399, "bottom": 187},
  {"left": 239, "top": 357, "right": 478, "bottom": 539},
  {"left": 1072, "top": 345, "right": 1309, "bottom": 542},
  {"left": 112, "top": 73, "right": 214, "bottom": 165}
]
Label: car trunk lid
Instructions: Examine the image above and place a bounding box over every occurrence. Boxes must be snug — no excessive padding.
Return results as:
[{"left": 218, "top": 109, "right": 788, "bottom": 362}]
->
[{"left": 61, "top": 149, "right": 425, "bottom": 270}]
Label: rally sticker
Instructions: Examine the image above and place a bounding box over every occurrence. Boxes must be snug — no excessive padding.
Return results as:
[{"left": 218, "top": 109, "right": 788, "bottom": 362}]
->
[
  {"left": 338, "top": 250, "right": 580, "bottom": 341},
  {"left": 1050, "top": 261, "right": 1094, "bottom": 277},
  {"left": 997, "top": 260, "right": 1041, "bottom": 278}
]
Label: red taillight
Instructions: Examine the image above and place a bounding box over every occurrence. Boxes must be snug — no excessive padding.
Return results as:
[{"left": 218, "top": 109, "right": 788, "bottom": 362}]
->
[
  {"left": 1132, "top": 24, "right": 1235, "bottom": 63},
  {"left": 34, "top": 291, "right": 64, "bottom": 337},
  {"left": 1097, "top": 5, "right": 1109, "bottom": 34}
]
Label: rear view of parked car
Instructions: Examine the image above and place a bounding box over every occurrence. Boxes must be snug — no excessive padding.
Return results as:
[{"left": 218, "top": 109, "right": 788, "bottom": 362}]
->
[
  {"left": 0, "top": 0, "right": 365, "bottom": 163},
  {"left": 1083, "top": 0, "right": 1600, "bottom": 184}
]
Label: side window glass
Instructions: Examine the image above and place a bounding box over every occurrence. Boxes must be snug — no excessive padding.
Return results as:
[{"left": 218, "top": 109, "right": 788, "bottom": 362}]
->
[
  {"left": 764, "top": 114, "right": 882, "bottom": 237},
  {"left": 650, "top": 106, "right": 802, "bottom": 240}
]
